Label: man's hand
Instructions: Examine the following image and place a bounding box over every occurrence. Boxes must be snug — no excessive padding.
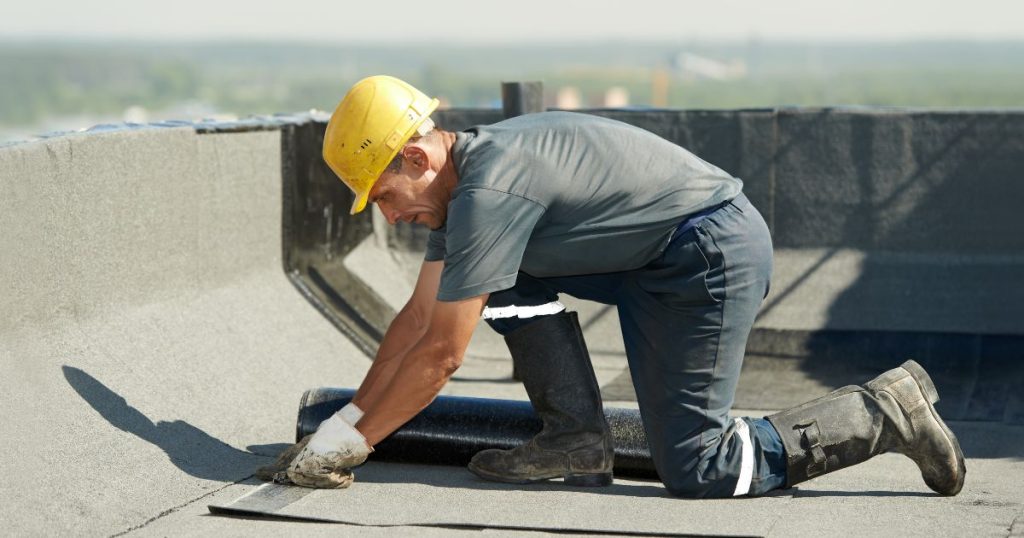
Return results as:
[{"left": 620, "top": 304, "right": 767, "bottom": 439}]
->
[
  {"left": 255, "top": 403, "right": 366, "bottom": 489},
  {"left": 254, "top": 434, "right": 316, "bottom": 483},
  {"left": 286, "top": 413, "right": 373, "bottom": 488}
]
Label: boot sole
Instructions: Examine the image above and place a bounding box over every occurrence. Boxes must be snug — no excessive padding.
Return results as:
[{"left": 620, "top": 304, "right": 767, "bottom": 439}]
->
[
  {"left": 900, "top": 360, "right": 967, "bottom": 496},
  {"left": 467, "top": 462, "right": 613, "bottom": 487}
]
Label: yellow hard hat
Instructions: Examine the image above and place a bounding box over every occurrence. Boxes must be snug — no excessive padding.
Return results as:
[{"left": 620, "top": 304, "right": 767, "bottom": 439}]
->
[{"left": 322, "top": 76, "right": 440, "bottom": 214}]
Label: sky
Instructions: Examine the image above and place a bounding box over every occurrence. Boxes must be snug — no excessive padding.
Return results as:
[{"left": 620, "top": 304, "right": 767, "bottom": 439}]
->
[{"left": 3, "top": 0, "right": 1023, "bottom": 42}]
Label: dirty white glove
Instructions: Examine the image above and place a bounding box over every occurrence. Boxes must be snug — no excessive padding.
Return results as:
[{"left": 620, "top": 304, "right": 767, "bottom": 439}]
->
[
  {"left": 287, "top": 411, "right": 373, "bottom": 488},
  {"left": 337, "top": 402, "right": 364, "bottom": 425}
]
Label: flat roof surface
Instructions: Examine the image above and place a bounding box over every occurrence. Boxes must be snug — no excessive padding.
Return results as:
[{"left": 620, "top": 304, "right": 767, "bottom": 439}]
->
[{"left": 3, "top": 124, "right": 1021, "bottom": 537}]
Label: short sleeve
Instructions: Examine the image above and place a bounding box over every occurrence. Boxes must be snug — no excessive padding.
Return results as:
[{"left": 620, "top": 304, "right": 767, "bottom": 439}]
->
[
  {"left": 436, "top": 189, "right": 546, "bottom": 301},
  {"left": 424, "top": 227, "right": 446, "bottom": 262}
]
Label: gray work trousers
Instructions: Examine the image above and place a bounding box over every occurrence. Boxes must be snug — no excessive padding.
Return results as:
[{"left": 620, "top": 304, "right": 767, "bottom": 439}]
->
[{"left": 485, "top": 193, "right": 786, "bottom": 497}]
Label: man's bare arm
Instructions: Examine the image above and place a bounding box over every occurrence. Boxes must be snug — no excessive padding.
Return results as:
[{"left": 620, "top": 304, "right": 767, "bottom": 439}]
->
[
  {"left": 356, "top": 292, "right": 488, "bottom": 446},
  {"left": 351, "top": 260, "right": 442, "bottom": 412}
]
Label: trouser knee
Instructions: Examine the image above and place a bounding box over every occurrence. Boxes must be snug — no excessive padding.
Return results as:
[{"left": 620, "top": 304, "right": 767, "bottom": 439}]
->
[
  {"left": 657, "top": 450, "right": 719, "bottom": 499},
  {"left": 657, "top": 418, "right": 788, "bottom": 499},
  {"left": 660, "top": 461, "right": 742, "bottom": 499}
]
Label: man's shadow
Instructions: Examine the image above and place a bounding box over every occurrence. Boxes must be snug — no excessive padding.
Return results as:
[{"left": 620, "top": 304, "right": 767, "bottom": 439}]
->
[{"left": 62, "top": 365, "right": 288, "bottom": 482}]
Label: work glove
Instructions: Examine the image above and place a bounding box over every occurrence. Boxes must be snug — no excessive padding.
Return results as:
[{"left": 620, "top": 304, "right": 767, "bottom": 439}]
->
[
  {"left": 255, "top": 403, "right": 366, "bottom": 488},
  {"left": 285, "top": 404, "right": 373, "bottom": 489}
]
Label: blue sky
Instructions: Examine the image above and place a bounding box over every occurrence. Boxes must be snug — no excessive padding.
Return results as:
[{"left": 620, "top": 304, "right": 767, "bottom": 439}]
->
[{"left": 4, "top": 0, "right": 1023, "bottom": 42}]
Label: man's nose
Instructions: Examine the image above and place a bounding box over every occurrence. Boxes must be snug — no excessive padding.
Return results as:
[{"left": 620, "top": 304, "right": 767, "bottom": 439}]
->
[{"left": 380, "top": 205, "right": 400, "bottom": 225}]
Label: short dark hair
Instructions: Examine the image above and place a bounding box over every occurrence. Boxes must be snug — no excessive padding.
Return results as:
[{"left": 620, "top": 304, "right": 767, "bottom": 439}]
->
[{"left": 386, "top": 152, "right": 404, "bottom": 174}]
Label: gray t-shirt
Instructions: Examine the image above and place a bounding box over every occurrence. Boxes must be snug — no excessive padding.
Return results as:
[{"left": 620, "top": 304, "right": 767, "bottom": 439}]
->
[{"left": 425, "top": 111, "right": 742, "bottom": 301}]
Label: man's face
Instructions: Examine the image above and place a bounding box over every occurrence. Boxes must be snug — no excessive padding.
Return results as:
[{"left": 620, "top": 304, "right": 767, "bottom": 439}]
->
[{"left": 369, "top": 167, "right": 446, "bottom": 230}]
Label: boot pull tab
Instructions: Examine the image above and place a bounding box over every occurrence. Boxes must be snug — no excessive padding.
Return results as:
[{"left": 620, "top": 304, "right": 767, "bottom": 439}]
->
[{"left": 798, "top": 421, "right": 828, "bottom": 478}]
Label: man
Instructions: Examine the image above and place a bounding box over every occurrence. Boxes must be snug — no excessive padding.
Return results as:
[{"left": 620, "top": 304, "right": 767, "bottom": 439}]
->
[{"left": 262, "top": 75, "right": 965, "bottom": 498}]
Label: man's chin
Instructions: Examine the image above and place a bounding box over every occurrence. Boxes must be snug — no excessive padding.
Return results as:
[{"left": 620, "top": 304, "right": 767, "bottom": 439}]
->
[
  {"left": 410, "top": 214, "right": 445, "bottom": 231},
  {"left": 409, "top": 218, "right": 437, "bottom": 230},
  {"left": 423, "top": 216, "right": 446, "bottom": 231}
]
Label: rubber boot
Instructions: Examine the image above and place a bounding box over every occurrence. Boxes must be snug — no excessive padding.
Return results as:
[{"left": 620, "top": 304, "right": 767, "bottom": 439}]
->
[
  {"left": 767, "top": 360, "right": 966, "bottom": 496},
  {"left": 468, "top": 311, "right": 614, "bottom": 486}
]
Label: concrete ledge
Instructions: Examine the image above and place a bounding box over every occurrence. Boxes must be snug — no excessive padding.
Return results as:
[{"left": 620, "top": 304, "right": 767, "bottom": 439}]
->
[
  {"left": 761, "top": 248, "right": 1024, "bottom": 334},
  {"left": 0, "top": 122, "right": 369, "bottom": 534}
]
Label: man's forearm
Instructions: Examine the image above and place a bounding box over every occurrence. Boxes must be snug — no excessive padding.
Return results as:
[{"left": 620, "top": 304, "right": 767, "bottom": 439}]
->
[
  {"left": 353, "top": 293, "right": 485, "bottom": 447},
  {"left": 356, "top": 336, "right": 460, "bottom": 446},
  {"left": 352, "top": 304, "right": 429, "bottom": 411}
]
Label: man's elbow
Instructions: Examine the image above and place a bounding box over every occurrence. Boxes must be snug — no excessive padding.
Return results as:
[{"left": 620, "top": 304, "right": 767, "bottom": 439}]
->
[
  {"left": 440, "top": 353, "right": 463, "bottom": 377},
  {"left": 417, "top": 337, "right": 463, "bottom": 378},
  {"left": 400, "top": 303, "right": 432, "bottom": 334}
]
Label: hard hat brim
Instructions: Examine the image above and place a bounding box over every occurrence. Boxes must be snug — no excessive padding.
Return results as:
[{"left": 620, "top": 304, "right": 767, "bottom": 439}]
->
[{"left": 350, "top": 189, "right": 370, "bottom": 215}]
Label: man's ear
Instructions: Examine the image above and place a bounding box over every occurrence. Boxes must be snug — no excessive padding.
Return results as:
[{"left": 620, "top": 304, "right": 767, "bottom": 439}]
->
[{"left": 403, "top": 145, "right": 429, "bottom": 170}]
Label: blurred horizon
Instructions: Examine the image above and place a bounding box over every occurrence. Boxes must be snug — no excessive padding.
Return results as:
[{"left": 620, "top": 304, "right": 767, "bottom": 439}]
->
[
  {"left": 4, "top": 1, "right": 1022, "bottom": 142},
  {"left": 3, "top": 37, "right": 1024, "bottom": 143}
]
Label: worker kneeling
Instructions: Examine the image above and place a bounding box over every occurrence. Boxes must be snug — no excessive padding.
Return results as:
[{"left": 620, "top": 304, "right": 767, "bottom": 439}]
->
[{"left": 259, "top": 76, "right": 965, "bottom": 498}]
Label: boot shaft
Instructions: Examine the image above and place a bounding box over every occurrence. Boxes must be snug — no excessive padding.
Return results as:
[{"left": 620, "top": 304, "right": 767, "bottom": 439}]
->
[
  {"left": 504, "top": 311, "right": 612, "bottom": 446},
  {"left": 767, "top": 386, "right": 886, "bottom": 485},
  {"left": 467, "top": 311, "right": 614, "bottom": 485}
]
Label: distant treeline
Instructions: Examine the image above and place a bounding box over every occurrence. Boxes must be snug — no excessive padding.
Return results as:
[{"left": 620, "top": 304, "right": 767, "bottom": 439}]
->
[{"left": 2, "top": 40, "right": 1023, "bottom": 127}]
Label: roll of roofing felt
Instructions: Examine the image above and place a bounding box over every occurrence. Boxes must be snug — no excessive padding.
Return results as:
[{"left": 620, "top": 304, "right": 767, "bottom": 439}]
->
[{"left": 296, "top": 388, "right": 658, "bottom": 479}]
